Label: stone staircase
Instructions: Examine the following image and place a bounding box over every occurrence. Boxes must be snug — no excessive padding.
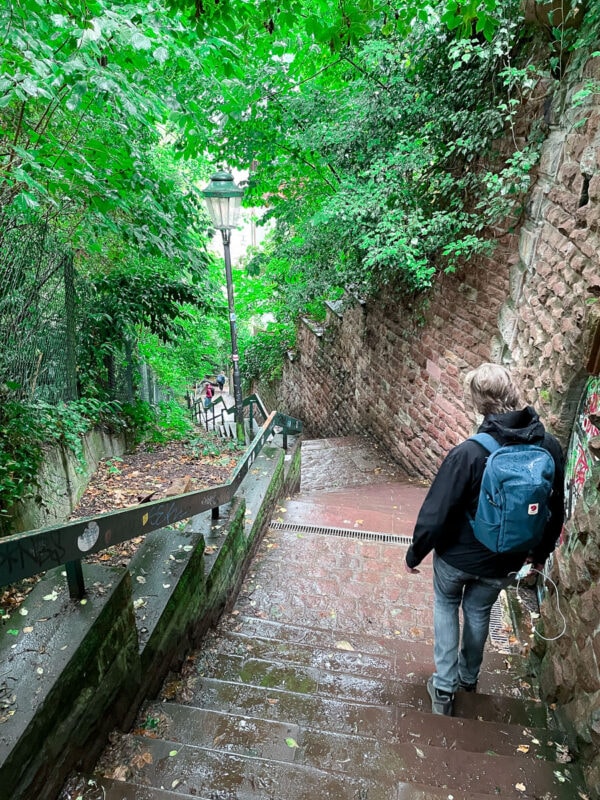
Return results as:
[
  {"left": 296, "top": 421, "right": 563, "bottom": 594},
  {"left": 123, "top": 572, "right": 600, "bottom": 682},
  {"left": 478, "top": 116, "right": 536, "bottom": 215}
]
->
[{"left": 62, "top": 436, "right": 583, "bottom": 800}]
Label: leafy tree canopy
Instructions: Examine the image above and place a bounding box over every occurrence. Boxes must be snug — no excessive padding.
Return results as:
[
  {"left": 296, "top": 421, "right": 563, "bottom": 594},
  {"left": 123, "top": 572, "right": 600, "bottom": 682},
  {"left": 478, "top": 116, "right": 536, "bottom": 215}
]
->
[{"left": 211, "top": 0, "right": 546, "bottom": 312}]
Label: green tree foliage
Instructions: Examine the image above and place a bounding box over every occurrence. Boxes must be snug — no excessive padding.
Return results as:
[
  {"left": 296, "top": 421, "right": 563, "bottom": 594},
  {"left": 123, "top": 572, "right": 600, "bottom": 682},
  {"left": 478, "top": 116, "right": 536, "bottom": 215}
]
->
[
  {"left": 0, "top": 0, "right": 215, "bottom": 259},
  {"left": 223, "top": 0, "right": 546, "bottom": 309},
  {"left": 0, "top": 0, "right": 230, "bottom": 399}
]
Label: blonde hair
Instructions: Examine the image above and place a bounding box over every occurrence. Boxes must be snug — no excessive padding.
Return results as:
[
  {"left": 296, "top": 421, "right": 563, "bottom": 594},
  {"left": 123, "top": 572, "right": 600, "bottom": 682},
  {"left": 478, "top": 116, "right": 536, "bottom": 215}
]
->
[{"left": 465, "top": 363, "right": 521, "bottom": 416}]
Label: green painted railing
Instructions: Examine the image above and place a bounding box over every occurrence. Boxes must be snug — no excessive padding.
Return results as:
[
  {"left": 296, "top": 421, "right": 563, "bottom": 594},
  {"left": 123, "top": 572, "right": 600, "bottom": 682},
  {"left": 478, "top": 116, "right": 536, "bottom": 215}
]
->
[{"left": 0, "top": 409, "right": 302, "bottom": 600}]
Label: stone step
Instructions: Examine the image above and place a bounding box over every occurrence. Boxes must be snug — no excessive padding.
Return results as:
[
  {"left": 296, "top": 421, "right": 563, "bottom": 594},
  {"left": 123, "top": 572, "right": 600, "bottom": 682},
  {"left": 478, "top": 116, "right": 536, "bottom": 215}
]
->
[
  {"left": 62, "top": 775, "right": 210, "bottom": 800},
  {"left": 95, "top": 730, "right": 579, "bottom": 799},
  {"left": 144, "top": 700, "right": 566, "bottom": 762},
  {"left": 162, "top": 673, "right": 565, "bottom": 751},
  {"left": 97, "top": 733, "right": 390, "bottom": 800},
  {"left": 210, "top": 621, "right": 536, "bottom": 698},
  {"left": 174, "top": 650, "right": 546, "bottom": 727},
  {"left": 219, "top": 612, "right": 520, "bottom": 665},
  {"left": 76, "top": 773, "right": 501, "bottom": 800}
]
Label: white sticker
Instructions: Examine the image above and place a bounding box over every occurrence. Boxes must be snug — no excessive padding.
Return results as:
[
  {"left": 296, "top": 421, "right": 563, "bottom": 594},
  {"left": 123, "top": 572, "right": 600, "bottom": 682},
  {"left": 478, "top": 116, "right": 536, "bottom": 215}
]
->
[{"left": 78, "top": 521, "right": 100, "bottom": 552}]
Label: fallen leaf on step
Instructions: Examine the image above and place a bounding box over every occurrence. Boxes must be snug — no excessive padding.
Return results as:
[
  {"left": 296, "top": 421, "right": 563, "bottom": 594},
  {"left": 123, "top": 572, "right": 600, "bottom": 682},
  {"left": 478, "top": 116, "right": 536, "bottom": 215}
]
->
[
  {"left": 414, "top": 746, "right": 425, "bottom": 759},
  {"left": 110, "top": 765, "right": 129, "bottom": 781},
  {"left": 132, "top": 751, "right": 153, "bottom": 768},
  {"left": 515, "top": 783, "right": 526, "bottom": 792},
  {"left": 286, "top": 738, "right": 299, "bottom": 748},
  {"left": 335, "top": 640, "right": 355, "bottom": 651},
  {"left": 517, "top": 744, "right": 530, "bottom": 754}
]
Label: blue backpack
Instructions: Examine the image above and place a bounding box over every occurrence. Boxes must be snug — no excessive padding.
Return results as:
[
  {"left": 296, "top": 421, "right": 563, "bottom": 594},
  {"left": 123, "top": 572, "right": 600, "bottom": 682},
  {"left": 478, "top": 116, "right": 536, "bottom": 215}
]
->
[{"left": 469, "top": 433, "right": 555, "bottom": 553}]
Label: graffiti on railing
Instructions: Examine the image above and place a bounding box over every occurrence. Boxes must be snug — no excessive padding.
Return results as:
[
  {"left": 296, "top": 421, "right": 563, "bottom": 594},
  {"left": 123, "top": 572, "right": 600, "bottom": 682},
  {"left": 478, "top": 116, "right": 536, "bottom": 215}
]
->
[{"left": 0, "top": 408, "right": 302, "bottom": 596}]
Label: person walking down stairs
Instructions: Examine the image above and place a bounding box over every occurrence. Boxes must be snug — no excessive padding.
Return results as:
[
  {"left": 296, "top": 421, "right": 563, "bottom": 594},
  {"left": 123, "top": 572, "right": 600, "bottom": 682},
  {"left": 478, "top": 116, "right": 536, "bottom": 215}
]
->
[{"left": 405, "top": 362, "right": 565, "bottom": 716}]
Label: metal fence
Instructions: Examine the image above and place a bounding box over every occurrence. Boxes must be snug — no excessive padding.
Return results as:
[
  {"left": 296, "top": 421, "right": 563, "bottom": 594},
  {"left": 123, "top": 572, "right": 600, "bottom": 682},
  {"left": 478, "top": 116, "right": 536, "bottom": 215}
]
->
[
  {"left": 0, "top": 220, "right": 163, "bottom": 406},
  {"left": 0, "top": 222, "right": 76, "bottom": 403}
]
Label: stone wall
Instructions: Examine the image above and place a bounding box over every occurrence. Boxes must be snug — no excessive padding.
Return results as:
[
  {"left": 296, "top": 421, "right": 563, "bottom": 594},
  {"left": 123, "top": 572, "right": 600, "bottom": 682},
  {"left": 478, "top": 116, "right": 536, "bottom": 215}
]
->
[
  {"left": 10, "top": 428, "right": 128, "bottom": 533},
  {"left": 503, "top": 53, "right": 600, "bottom": 794},
  {"left": 279, "top": 48, "right": 600, "bottom": 793}
]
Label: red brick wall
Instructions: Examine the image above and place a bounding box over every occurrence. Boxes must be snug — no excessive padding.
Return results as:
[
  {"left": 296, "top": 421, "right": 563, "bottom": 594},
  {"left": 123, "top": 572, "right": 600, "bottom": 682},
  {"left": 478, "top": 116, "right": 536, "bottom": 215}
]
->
[{"left": 280, "top": 230, "right": 519, "bottom": 480}]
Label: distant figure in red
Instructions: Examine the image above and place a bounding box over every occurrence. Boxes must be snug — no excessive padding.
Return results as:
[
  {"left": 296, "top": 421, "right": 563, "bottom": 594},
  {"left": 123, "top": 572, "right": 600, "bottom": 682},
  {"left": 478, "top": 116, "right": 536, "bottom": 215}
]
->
[{"left": 204, "top": 383, "right": 214, "bottom": 408}]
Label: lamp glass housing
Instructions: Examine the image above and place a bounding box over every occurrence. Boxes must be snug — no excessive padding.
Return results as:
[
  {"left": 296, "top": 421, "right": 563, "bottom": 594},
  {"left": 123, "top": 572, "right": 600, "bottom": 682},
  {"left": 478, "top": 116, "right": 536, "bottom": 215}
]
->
[{"left": 202, "top": 171, "right": 244, "bottom": 230}]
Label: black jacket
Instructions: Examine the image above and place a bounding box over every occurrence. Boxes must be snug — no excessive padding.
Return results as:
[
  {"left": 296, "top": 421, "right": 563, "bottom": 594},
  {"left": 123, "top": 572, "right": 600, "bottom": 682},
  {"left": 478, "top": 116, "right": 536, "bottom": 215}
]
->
[{"left": 405, "top": 406, "right": 565, "bottom": 578}]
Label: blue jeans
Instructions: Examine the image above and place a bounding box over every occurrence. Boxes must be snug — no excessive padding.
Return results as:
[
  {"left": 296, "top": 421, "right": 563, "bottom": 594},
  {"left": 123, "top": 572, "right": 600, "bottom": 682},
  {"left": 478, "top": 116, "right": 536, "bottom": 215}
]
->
[{"left": 432, "top": 553, "right": 512, "bottom": 694}]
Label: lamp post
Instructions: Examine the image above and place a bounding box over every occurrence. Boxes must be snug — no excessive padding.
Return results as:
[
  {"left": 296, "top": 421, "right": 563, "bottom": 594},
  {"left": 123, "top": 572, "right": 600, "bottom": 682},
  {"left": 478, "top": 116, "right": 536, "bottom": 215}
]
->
[{"left": 202, "top": 171, "right": 246, "bottom": 443}]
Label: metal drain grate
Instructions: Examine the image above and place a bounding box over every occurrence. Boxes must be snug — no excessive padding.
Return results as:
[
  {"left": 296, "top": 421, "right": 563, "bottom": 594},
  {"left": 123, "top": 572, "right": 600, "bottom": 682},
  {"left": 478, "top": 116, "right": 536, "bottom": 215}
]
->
[
  {"left": 489, "top": 596, "right": 513, "bottom": 651},
  {"left": 269, "top": 521, "right": 412, "bottom": 545}
]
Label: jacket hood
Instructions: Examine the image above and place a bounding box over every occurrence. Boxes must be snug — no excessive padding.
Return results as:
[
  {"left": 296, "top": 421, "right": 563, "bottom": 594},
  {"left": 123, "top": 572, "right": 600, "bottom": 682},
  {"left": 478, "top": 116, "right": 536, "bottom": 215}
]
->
[{"left": 478, "top": 405, "right": 546, "bottom": 445}]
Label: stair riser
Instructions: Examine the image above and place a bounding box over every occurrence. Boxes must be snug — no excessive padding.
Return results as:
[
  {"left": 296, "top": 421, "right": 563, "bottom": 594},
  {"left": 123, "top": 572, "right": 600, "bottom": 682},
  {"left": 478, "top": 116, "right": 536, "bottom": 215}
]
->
[
  {"left": 207, "top": 627, "right": 536, "bottom": 698},
  {"left": 144, "top": 701, "right": 565, "bottom": 762},
  {"left": 174, "top": 651, "right": 545, "bottom": 727}
]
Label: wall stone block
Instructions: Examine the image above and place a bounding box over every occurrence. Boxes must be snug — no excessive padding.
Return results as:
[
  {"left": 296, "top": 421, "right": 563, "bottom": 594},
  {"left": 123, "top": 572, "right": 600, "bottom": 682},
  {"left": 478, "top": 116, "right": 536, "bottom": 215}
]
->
[
  {"left": 518, "top": 223, "right": 540, "bottom": 266},
  {"left": 569, "top": 228, "right": 598, "bottom": 258},
  {"left": 538, "top": 131, "right": 566, "bottom": 177},
  {"left": 557, "top": 161, "right": 583, "bottom": 191},
  {"left": 565, "top": 132, "right": 588, "bottom": 163}
]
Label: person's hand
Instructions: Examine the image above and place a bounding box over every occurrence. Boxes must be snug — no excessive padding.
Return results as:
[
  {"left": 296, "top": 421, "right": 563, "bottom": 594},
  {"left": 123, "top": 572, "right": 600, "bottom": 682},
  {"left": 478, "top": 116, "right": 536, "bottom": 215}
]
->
[
  {"left": 521, "top": 560, "right": 544, "bottom": 586},
  {"left": 405, "top": 563, "right": 420, "bottom": 574}
]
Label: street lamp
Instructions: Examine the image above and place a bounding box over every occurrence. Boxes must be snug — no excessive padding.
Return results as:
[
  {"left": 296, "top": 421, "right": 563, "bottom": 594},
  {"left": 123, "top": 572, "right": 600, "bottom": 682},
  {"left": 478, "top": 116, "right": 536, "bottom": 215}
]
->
[{"left": 202, "top": 171, "right": 246, "bottom": 443}]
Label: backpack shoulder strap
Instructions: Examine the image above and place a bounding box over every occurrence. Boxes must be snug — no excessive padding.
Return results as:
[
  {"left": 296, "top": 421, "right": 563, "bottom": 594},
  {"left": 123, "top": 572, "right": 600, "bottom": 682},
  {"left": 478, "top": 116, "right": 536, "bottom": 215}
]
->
[{"left": 469, "top": 433, "right": 501, "bottom": 454}]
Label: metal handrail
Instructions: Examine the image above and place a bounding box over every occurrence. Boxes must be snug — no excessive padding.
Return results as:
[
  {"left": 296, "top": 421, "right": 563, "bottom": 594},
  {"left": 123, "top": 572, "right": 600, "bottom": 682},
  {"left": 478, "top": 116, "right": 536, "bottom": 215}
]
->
[
  {"left": 0, "top": 410, "right": 302, "bottom": 600},
  {"left": 191, "top": 392, "right": 270, "bottom": 436}
]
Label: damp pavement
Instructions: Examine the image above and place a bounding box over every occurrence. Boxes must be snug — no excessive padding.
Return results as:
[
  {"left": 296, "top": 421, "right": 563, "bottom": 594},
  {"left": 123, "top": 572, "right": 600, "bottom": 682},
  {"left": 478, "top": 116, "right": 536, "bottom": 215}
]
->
[{"left": 68, "top": 435, "right": 583, "bottom": 800}]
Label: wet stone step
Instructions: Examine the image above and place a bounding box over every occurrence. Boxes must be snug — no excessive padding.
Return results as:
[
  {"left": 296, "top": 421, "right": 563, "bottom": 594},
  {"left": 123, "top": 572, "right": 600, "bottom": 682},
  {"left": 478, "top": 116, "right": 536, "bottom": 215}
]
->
[
  {"left": 179, "top": 651, "right": 546, "bottom": 727},
  {"left": 62, "top": 774, "right": 211, "bottom": 800},
  {"left": 140, "top": 704, "right": 302, "bottom": 762},
  {"left": 394, "top": 708, "right": 568, "bottom": 761},
  {"left": 96, "top": 734, "right": 392, "bottom": 800},
  {"left": 86, "top": 774, "right": 509, "bottom": 800},
  {"left": 209, "top": 625, "right": 536, "bottom": 699},
  {"left": 219, "top": 614, "right": 531, "bottom": 681},
  {"left": 164, "top": 675, "right": 397, "bottom": 738},
  {"left": 145, "top": 701, "right": 566, "bottom": 762},
  {"left": 96, "top": 729, "right": 579, "bottom": 800}
]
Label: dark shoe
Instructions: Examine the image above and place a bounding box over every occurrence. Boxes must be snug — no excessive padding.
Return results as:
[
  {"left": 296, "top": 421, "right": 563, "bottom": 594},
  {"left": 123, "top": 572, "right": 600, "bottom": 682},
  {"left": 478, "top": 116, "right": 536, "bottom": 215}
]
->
[
  {"left": 427, "top": 677, "right": 454, "bottom": 716},
  {"left": 458, "top": 680, "right": 477, "bottom": 692}
]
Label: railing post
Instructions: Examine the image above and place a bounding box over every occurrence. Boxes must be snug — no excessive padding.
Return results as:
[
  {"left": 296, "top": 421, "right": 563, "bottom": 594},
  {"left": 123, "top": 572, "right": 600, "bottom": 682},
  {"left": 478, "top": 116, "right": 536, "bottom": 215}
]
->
[
  {"left": 212, "top": 506, "right": 220, "bottom": 520},
  {"left": 65, "top": 560, "right": 85, "bottom": 599},
  {"left": 249, "top": 401, "right": 254, "bottom": 437}
]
